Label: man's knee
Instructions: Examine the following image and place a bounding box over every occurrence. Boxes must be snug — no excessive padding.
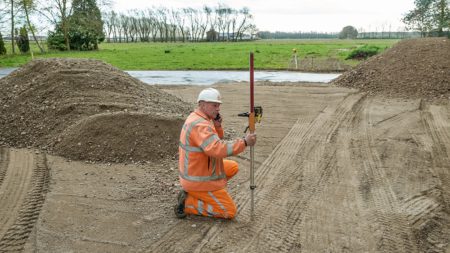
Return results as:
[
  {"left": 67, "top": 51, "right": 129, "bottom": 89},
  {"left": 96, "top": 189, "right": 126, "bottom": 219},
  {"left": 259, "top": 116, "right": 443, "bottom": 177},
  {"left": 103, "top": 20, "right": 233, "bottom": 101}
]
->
[
  {"left": 224, "top": 159, "right": 239, "bottom": 178},
  {"left": 227, "top": 204, "right": 237, "bottom": 219},
  {"left": 218, "top": 200, "right": 236, "bottom": 219}
]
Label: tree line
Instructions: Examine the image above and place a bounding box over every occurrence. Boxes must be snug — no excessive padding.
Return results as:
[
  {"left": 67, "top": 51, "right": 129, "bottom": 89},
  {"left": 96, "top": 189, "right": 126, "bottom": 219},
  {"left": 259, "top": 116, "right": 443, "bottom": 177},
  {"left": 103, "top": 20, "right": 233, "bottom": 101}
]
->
[
  {"left": 0, "top": 0, "right": 257, "bottom": 53},
  {"left": 0, "top": 0, "right": 448, "bottom": 55},
  {"left": 102, "top": 5, "right": 257, "bottom": 43},
  {"left": 257, "top": 31, "right": 338, "bottom": 39},
  {"left": 258, "top": 30, "right": 424, "bottom": 40}
]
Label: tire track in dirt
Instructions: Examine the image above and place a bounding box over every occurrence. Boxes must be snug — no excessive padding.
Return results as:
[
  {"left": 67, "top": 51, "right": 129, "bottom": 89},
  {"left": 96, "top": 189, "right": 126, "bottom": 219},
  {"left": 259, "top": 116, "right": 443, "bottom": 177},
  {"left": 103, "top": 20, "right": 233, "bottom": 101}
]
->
[
  {"left": 259, "top": 93, "right": 367, "bottom": 252},
  {"left": 0, "top": 149, "right": 50, "bottom": 252},
  {"left": 0, "top": 147, "right": 9, "bottom": 186},
  {"left": 416, "top": 104, "right": 450, "bottom": 252},
  {"left": 144, "top": 93, "right": 364, "bottom": 253},
  {"left": 401, "top": 187, "right": 443, "bottom": 238},
  {"left": 0, "top": 149, "right": 34, "bottom": 241},
  {"left": 354, "top": 97, "right": 419, "bottom": 252},
  {"left": 295, "top": 91, "right": 376, "bottom": 252}
]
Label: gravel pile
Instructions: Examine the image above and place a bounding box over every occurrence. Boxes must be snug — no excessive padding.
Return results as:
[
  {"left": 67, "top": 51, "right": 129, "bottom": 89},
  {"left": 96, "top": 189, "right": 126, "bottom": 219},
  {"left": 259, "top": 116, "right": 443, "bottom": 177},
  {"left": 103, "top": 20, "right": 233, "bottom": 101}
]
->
[
  {"left": 333, "top": 38, "right": 450, "bottom": 99},
  {"left": 0, "top": 58, "right": 192, "bottom": 162}
]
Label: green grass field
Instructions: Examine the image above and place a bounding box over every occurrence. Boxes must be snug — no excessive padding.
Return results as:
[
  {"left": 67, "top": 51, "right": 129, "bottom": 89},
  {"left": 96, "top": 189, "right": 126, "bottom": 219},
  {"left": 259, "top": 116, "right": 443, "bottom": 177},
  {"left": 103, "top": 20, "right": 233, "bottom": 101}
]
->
[{"left": 0, "top": 39, "right": 399, "bottom": 70}]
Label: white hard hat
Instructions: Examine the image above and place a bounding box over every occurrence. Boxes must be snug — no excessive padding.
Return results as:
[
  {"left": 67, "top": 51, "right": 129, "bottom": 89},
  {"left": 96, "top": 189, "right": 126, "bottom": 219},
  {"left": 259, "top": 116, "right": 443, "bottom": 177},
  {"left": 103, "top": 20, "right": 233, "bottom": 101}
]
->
[{"left": 197, "top": 88, "right": 222, "bottom": 103}]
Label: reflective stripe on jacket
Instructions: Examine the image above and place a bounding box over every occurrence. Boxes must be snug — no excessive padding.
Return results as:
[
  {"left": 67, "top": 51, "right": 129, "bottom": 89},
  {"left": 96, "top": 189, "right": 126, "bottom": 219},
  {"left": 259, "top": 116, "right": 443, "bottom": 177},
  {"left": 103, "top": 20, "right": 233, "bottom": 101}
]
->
[{"left": 179, "top": 109, "right": 246, "bottom": 192}]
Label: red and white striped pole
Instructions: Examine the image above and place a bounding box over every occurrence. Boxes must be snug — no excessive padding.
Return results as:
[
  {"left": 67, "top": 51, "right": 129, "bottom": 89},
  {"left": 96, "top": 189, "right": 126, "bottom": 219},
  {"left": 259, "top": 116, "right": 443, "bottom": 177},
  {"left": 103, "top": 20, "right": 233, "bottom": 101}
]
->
[{"left": 249, "top": 52, "right": 256, "bottom": 217}]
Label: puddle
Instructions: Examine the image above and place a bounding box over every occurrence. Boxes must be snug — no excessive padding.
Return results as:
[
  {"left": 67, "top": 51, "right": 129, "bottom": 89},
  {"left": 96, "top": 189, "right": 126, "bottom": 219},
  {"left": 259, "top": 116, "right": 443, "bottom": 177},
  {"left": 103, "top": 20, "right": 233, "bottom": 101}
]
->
[{"left": 0, "top": 68, "right": 340, "bottom": 85}]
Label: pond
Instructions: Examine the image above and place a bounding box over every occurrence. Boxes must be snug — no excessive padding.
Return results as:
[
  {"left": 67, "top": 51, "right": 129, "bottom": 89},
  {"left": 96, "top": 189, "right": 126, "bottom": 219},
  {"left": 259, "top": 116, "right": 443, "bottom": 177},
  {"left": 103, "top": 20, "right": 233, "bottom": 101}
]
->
[{"left": 0, "top": 68, "right": 340, "bottom": 85}]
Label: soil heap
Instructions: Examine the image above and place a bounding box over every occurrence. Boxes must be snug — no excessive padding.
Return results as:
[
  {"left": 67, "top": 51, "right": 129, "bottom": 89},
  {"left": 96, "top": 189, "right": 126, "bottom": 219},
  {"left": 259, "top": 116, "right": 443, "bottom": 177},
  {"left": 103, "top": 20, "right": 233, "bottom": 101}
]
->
[
  {"left": 333, "top": 38, "right": 450, "bottom": 99},
  {"left": 0, "top": 58, "right": 192, "bottom": 162}
]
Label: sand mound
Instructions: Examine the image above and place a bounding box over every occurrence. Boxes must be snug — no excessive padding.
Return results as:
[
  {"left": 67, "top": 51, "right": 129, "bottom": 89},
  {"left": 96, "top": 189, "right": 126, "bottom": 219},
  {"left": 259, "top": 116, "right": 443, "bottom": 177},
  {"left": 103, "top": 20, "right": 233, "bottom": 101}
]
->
[
  {"left": 55, "top": 112, "right": 184, "bottom": 163},
  {"left": 0, "top": 58, "right": 192, "bottom": 162},
  {"left": 332, "top": 38, "right": 450, "bottom": 99}
]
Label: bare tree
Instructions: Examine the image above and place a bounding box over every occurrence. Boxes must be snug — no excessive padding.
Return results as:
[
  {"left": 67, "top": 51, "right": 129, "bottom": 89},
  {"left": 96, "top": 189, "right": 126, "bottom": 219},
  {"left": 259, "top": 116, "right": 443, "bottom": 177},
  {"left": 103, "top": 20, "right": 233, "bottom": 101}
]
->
[
  {"left": 0, "top": 1, "right": 8, "bottom": 31},
  {"left": 113, "top": 14, "right": 123, "bottom": 43},
  {"left": 247, "top": 24, "right": 258, "bottom": 39},
  {"left": 145, "top": 9, "right": 158, "bottom": 42},
  {"left": 203, "top": 5, "right": 214, "bottom": 32},
  {"left": 184, "top": 8, "right": 196, "bottom": 41},
  {"left": 113, "top": 12, "right": 122, "bottom": 42},
  {"left": 136, "top": 10, "right": 151, "bottom": 42},
  {"left": 20, "top": 0, "right": 44, "bottom": 52},
  {"left": 216, "top": 4, "right": 232, "bottom": 41},
  {"left": 130, "top": 10, "right": 145, "bottom": 41},
  {"left": 120, "top": 13, "right": 130, "bottom": 42},
  {"left": 155, "top": 7, "right": 169, "bottom": 42},
  {"left": 172, "top": 8, "right": 186, "bottom": 42},
  {"left": 168, "top": 9, "right": 180, "bottom": 42},
  {"left": 39, "top": 0, "right": 72, "bottom": 50},
  {"left": 162, "top": 8, "right": 171, "bottom": 42},
  {"left": 104, "top": 10, "right": 121, "bottom": 42},
  {"left": 141, "top": 16, "right": 152, "bottom": 42},
  {"left": 102, "top": 10, "right": 113, "bottom": 42},
  {"left": 8, "top": 0, "right": 20, "bottom": 53},
  {"left": 234, "top": 7, "right": 252, "bottom": 41},
  {"left": 197, "top": 8, "right": 207, "bottom": 40},
  {"left": 129, "top": 14, "right": 138, "bottom": 42}
]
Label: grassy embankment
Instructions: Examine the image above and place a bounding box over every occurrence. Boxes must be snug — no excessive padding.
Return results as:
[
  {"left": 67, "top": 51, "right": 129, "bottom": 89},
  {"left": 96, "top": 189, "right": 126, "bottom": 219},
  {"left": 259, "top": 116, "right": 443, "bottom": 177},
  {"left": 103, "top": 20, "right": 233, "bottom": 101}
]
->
[{"left": 0, "top": 39, "right": 398, "bottom": 71}]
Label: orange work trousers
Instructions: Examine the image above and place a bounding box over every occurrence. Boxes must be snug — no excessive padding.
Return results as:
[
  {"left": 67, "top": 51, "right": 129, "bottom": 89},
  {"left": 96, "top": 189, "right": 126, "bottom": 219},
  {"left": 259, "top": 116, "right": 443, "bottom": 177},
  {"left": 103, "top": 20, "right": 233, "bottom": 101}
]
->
[{"left": 184, "top": 159, "right": 238, "bottom": 219}]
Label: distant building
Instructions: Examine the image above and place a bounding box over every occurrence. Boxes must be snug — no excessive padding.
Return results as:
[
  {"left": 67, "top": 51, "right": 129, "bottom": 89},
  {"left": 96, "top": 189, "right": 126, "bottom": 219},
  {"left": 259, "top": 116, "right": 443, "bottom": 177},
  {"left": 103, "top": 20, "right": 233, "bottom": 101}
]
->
[
  {"left": 217, "top": 32, "right": 252, "bottom": 41},
  {"left": 206, "top": 29, "right": 219, "bottom": 42}
]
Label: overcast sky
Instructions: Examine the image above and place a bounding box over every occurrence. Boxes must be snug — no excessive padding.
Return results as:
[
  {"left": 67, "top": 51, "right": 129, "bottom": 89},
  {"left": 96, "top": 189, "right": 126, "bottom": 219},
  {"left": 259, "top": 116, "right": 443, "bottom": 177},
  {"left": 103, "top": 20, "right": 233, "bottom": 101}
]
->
[{"left": 113, "top": 0, "right": 416, "bottom": 33}]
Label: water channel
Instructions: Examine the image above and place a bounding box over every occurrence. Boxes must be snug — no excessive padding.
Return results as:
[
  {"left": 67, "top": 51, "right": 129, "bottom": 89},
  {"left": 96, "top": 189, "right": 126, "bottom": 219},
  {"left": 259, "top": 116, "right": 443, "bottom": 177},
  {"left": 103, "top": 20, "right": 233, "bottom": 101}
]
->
[{"left": 0, "top": 68, "right": 340, "bottom": 85}]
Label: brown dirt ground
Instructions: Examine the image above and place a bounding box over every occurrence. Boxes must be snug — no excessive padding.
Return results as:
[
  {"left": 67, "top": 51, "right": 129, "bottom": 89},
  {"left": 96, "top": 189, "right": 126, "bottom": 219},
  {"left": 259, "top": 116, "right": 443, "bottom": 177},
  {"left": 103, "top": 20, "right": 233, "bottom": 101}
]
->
[{"left": 0, "top": 38, "right": 449, "bottom": 252}]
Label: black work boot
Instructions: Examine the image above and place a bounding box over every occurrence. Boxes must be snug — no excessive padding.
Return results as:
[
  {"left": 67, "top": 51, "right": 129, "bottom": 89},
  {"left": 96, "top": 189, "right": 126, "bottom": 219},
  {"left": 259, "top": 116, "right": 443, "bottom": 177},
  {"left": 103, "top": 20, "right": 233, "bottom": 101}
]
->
[{"left": 173, "top": 190, "right": 187, "bottom": 219}]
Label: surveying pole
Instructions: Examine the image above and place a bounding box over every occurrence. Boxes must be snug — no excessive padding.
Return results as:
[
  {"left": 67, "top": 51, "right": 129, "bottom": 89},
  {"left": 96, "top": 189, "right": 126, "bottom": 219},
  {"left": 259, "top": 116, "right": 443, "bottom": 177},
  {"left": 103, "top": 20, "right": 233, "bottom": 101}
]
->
[
  {"left": 238, "top": 53, "right": 262, "bottom": 218},
  {"left": 249, "top": 52, "right": 256, "bottom": 217}
]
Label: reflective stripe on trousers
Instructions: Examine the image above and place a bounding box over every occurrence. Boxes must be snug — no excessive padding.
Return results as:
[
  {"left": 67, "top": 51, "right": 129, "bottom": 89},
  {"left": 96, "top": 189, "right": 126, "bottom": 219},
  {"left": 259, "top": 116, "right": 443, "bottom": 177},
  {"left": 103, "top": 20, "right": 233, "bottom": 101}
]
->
[
  {"left": 184, "top": 188, "right": 237, "bottom": 219},
  {"left": 184, "top": 160, "right": 239, "bottom": 219}
]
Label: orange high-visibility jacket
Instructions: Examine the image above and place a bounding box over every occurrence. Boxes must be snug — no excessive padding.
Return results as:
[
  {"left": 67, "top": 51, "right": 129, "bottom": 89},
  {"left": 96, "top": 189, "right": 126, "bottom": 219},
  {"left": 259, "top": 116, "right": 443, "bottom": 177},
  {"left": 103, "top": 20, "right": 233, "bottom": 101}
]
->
[{"left": 179, "top": 109, "right": 246, "bottom": 192}]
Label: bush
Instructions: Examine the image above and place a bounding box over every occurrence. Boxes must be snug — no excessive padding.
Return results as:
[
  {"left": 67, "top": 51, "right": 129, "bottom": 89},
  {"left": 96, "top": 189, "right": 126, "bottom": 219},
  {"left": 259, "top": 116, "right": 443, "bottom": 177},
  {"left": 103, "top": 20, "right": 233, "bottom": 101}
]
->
[
  {"left": 69, "top": 29, "right": 101, "bottom": 51},
  {"left": 0, "top": 32, "right": 6, "bottom": 55},
  {"left": 16, "top": 26, "right": 30, "bottom": 53},
  {"left": 48, "top": 25, "right": 104, "bottom": 51},
  {"left": 47, "top": 29, "right": 68, "bottom": 51},
  {"left": 346, "top": 45, "right": 380, "bottom": 60}
]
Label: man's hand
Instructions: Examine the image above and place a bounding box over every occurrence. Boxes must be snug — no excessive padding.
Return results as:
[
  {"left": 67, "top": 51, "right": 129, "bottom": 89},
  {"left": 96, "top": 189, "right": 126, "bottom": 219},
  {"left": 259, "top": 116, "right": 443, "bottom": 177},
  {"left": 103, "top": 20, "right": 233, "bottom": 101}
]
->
[{"left": 244, "top": 133, "right": 257, "bottom": 146}]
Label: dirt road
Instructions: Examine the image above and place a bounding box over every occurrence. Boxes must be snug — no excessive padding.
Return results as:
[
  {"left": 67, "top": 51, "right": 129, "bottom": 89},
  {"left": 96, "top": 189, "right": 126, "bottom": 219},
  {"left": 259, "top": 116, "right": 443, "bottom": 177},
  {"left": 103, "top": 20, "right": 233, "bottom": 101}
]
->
[{"left": 1, "top": 82, "right": 449, "bottom": 252}]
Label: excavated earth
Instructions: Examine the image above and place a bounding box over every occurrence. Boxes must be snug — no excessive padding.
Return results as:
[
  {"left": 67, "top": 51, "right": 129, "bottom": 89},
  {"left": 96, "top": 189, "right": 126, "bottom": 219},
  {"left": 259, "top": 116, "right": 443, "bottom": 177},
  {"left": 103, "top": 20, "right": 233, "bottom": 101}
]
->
[
  {"left": 0, "top": 58, "right": 192, "bottom": 163},
  {"left": 0, "top": 38, "right": 449, "bottom": 252},
  {"left": 333, "top": 37, "right": 450, "bottom": 99}
]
